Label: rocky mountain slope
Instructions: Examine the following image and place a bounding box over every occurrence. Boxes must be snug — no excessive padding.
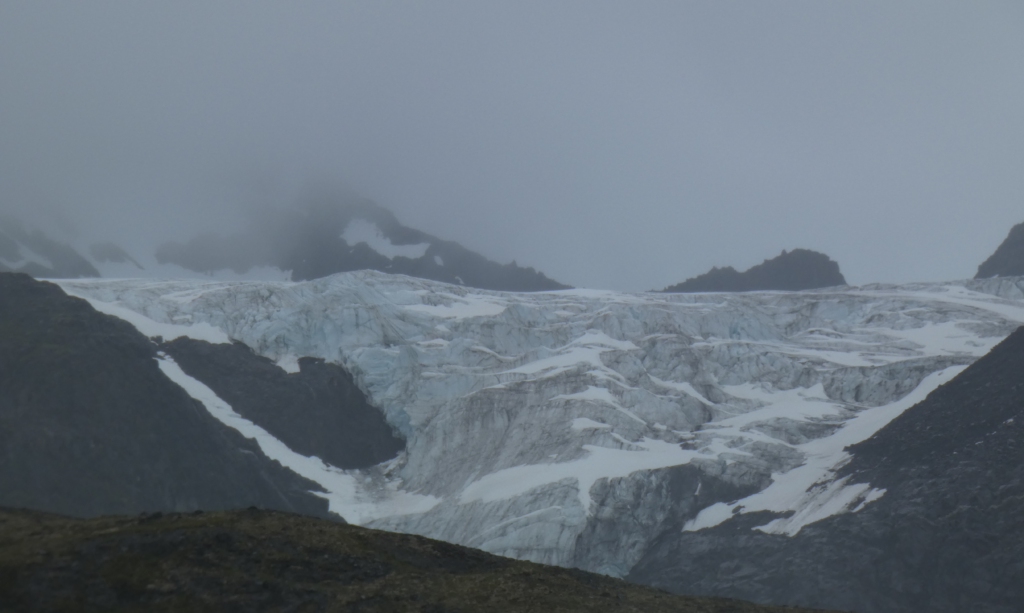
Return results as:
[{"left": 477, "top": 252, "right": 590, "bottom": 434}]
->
[
  {"left": 661, "top": 249, "right": 846, "bottom": 293},
  {"left": 0, "top": 272, "right": 358, "bottom": 518},
  {"left": 976, "top": 221, "right": 1024, "bottom": 279},
  {"left": 0, "top": 507, "right": 842, "bottom": 613},
  {"left": 629, "top": 326, "right": 1024, "bottom": 613}
]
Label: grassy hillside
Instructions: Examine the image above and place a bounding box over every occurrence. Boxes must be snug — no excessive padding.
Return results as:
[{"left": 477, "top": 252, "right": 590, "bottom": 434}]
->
[{"left": 0, "top": 507, "right": 843, "bottom": 613}]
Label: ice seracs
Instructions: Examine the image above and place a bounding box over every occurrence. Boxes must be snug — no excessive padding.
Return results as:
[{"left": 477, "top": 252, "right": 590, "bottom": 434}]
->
[{"left": 57, "top": 271, "right": 1024, "bottom": 575}]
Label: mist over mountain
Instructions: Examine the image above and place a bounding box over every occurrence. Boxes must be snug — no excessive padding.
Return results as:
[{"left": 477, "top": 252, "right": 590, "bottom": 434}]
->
[
  {"left": 0, "top": 197, "right": 570, "bottom": 292},
  {"left": 155, "top": 197, "right": 570, "bottom": 291},
  {"left": 0, "top": 216, "right": 100, "bottom": 279},
  {"left": 661, "top": 249, "right": 846, "bottom": 293},
  {"left": 976, "top": 221, "right": 1024, "bottom": 279}
]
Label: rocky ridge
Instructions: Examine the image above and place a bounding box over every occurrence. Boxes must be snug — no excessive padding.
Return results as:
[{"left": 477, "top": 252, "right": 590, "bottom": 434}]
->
[
  {"left": 976, "top": 221, "right": 1024, "bottom": 279},
  {"left": 662, "top": 249, "right": 846, "bottom": 293}
]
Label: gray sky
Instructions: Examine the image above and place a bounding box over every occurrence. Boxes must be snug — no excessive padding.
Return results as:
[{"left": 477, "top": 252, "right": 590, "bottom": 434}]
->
[{"left": 2, "top": 1, "right": 1023, "bottom": 291}]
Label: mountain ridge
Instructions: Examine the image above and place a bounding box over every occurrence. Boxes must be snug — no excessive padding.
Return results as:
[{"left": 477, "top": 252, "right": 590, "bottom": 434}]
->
[
  {"left": 661, "top": 248, "right": 846, "bottom": 293},
  {"left": 976, "top": 221, "right": 1024, "bottom": 279}
]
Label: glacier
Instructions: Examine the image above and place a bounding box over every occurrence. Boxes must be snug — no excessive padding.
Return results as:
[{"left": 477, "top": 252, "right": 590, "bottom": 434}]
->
[{"left": 55, "top": 272, "right": 1024, "bottom": 577}]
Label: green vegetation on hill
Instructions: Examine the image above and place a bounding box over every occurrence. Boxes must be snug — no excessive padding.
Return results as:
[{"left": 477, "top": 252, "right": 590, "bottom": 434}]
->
[{"left": 0, "top": 507, "right": 844, "bottom": 613}]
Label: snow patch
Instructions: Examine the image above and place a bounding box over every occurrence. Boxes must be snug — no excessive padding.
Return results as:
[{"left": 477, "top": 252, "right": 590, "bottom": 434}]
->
[
  {"left": 157, "top": 356, "right": 439, "bottom": 524},
  {"left": 342, "top": 219, "right": 430, "bottom": 260},
  {"left": 459, "top": 438, "right": 729, "bottom": 515},
  {"left": 64, "top": 292, "right": 230, "bottom": 344},
  {"left": 403, "top": 294, "right": 507, "bottom": 319},
  {"left": 571, "top": 418, "right": 612, "bottom": 431},
  {"left": 684, "top": 366, "right": 966, "bottom": 535},
  {"left": 275, "top": 355, "right": 302, "bottom": 374},
  {"left": 649, "top": 376, "right": 715, "bottom": 405}
]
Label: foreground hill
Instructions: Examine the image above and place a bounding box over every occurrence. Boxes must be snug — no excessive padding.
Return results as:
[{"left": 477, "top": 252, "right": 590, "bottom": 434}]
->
[
  {"left": 976, "top": 221, "right": 1024, "bottom": 279},
  {"left": 661, "top": 249, "right": 846, "bottom": 293},
  {"left": 0, "top": 506, "right": 841, "bottom": 613}
]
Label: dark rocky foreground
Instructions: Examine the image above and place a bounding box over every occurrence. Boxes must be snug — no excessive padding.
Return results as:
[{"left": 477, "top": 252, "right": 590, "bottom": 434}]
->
[
  {"left": 975, "top": 221, "right": 1024, "bottom": 278},
  {"left": 629, "top": 327, "right": 1024, "bottom": 613},
  {"left": 155, "top": 198, "right": 569, "bottom": 292},
  {"left": 661, "top": 249, "right": 845, "bottom": 293},
  {"left": 0, "top": 272, "right": 396, "bottom": 518},
  {"left": 0, "top": 507, "right": 845, "bottom": 613}
]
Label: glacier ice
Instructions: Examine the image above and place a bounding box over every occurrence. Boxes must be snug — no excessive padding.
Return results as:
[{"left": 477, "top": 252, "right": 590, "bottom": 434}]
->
[{"left": 57, "top": 272, "right": 1024, "bottom": 575}]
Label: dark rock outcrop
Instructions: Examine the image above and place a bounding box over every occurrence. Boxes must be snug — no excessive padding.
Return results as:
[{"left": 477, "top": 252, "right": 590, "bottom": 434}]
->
[
  {"left": 155, "top": 197, "right": 571, "bottom": 292},
  {"left": 159, "top": 338, "right": 404, "bottom": 470},
  {"left": 0, "top": 273, "right": 330, "bottom": 519},
  {"left": 661, "top": 249, "right": 846, "bottom": 293},
  {"left": 975, "top": 222, "right": 1024, "bottom": 278},
  {"left": 0, "top": 506, "right": 844, "bottom": 613},
  {"left": 629, "top": 327, "right": 1024, "bottom": 613}
]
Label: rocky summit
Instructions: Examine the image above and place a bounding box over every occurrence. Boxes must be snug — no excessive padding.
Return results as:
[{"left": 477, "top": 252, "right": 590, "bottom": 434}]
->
[
  {"left": 0, "top": 506, "right": 843, "bottom": 613},
  {"left": 661, "top": 248, "right": 846, "bottom": 293},
  {"left": 976, "top": 221, "right": 1024, "bottom": 279}
]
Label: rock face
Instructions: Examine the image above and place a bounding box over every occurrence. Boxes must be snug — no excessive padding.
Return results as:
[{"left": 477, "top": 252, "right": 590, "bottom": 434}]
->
[
  {"left": 629, "top": 327, "right": 1024, "bottom": 613},
  {"left": 662, "top": 249, "right": 846, "bottom": 293},
  {"left": 0, "top": 273, "right": 333, "bottom": 518},
  {"left": 0, "top": 507, "right": 840, "bottom": 613},
  {"left": 52, "top": 271, "right": 1024, "bottom": 609},
  {"left": 159, "top": 338, "right": 404, "bottom": 469},
  {"left": 155, "top": 198, "right": 570, "bottom": 291},
  {"left": 976, "top": 221, "right": 1024, "bottom": 278}
]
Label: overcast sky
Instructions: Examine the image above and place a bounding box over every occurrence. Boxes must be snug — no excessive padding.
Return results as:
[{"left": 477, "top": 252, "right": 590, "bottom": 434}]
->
[{"left": 2, "top": 1, "right": 1023, "bottom": 291}]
